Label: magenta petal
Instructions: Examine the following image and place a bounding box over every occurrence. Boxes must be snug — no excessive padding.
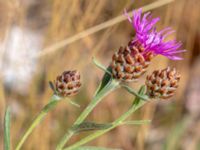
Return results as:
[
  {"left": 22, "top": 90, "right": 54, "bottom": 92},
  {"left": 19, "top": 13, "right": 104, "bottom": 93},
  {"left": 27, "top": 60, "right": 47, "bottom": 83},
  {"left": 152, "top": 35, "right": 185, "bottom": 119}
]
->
[
  {"left": 125, "top": 8, "right": 186, "bottom": 60},
  {"left": 124, "top": 9, "right": 132, "bottom": 23}
]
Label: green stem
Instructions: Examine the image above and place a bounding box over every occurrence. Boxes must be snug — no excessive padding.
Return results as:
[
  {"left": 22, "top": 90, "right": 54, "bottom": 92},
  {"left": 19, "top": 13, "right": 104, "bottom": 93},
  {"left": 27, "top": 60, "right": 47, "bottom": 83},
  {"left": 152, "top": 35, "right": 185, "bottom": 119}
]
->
[
  {"left": 56, "top": 79, "right": 119, "bottom": 150},
  {"left": 15, "top": 95, "right": 60, "bottom": 150},
  {"left": 64, "top": 86, "right": 147, "bottom": 150}
]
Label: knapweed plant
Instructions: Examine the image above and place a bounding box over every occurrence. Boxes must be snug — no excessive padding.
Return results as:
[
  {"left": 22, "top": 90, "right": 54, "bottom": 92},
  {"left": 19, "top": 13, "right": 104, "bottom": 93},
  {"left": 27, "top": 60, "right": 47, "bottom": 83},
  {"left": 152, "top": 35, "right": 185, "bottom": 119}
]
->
[{"left": 3, "top": 8, "right": 185, "bottom": 150}]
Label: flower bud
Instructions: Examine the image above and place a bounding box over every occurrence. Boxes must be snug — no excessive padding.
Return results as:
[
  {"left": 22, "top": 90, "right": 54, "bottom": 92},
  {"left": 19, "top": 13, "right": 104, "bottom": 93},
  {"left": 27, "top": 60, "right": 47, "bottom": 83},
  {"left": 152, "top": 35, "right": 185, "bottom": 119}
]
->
[
  {"left": 111, "top": 45, "right": 151, "bottom": 82},
  {"left": 55, "top": 70, "right": 81, "bottom": 97},
  {"left": 145, "top": 67, "right": 180, "bottom": 99}
]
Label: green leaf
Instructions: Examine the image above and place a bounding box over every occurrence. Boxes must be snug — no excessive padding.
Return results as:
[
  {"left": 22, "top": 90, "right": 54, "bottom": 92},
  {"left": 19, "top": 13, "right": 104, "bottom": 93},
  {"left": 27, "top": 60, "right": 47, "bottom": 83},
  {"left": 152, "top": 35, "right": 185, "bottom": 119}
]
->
[
  {"left": 71, "top": 122, "right": 112, "bottom": 133},
  {"left": 122, "top": 120, "right": 151, "bottom": 125},
  {"left": 4, "top": 107, "right": 11, "bottom": 150},
  {"left": 92, "top": 57, "right": 112, "bottom": 76},
  {"left": 92, "top": 57, "right": 113, "bottom": 95},
  {"left": 133, "top": 85, "right": 147, "bottom": 105},
  {"left": 71, "top": 119, "right": 150, "bottom": 134},
  {"left": 121, "top": 84, "right": 149, "bottom": 101},
  {"left": 75, "top": 146, "right": 121, "bottom": 150}
]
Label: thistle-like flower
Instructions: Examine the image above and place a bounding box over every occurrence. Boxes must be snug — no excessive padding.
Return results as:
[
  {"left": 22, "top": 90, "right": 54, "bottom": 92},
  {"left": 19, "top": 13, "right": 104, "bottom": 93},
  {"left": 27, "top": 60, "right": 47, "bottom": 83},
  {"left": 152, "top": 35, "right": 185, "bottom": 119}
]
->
[
  {"left": 111, "top": 9, "right": 185, "bottom": 82},
  {"left": 55, "top": 70, "right": 81, "bottom": 97},
  {"left": 145, "top": 67, "right": 180, "bottom": 99},
  {"left": 111, "top": 46, "right": 150, "bottom": 81},
  {"left": 125, "top": 8, "right": 186, "bottom": 60}
]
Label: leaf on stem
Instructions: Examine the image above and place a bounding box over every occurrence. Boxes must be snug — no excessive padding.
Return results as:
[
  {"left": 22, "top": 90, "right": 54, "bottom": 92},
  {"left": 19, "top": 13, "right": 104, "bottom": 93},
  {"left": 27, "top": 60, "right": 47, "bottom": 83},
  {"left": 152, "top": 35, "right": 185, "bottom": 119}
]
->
[
  {"left": 122, "top": 120, "right": 151, "bottom": 125},
  {"left": 92, "top": 57, "right": 112, "bottom": 76},
  {"left": 132, "top": 85, "right": 147, "bottom": 106},
  {"left": 121, "top": 84, "right": 149, "bottom": 101},
  {"left": 92, "top": 57, "right": 113, "bottom": 95},
  {"left": 75, "top": 146, "right": 121, "bottom": 150},
  {"left": 4, "top": 107, "right": 11, "bottom": 150},
  {"left": 71, "top": 119, "right": 150, "bottom": 134},
  {"left": 71, "top": 122, "right": 112, "bottom": 133}
]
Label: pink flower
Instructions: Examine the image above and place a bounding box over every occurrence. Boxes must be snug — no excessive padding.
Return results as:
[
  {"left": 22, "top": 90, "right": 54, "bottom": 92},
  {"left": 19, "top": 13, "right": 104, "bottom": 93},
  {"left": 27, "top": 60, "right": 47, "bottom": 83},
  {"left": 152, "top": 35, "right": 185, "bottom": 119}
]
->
[{"left": 125, "top": 9, "right": 186, "bottom": 60}]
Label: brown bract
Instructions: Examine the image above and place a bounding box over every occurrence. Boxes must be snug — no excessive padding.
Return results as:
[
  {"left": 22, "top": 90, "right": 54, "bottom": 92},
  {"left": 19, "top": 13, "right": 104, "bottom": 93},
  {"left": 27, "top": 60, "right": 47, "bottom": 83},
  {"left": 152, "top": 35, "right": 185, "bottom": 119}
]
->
[
  {"left": 111, "top": 43, "right": 151, "bottom": 82},
  {"left": 55, "top": 70, "right": 81, "bottom": 97},
  {"left": 146, "top": 67, "right": 180, "bottom": 99}
]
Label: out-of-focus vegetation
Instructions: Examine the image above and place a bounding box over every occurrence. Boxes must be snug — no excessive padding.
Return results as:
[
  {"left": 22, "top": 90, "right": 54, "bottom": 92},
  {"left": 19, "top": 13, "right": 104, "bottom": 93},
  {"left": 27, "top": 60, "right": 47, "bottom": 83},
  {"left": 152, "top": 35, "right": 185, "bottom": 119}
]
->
[{"left": 0, "top": 0, "right": 199, "bottom": 149}]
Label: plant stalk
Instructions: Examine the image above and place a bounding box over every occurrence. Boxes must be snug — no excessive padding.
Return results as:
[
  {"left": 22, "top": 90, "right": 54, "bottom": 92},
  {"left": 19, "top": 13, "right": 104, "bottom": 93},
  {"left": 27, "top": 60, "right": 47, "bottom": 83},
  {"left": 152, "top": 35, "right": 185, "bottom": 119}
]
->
[
  {"left": 64, "top": 86, "right": 147, "bottom": 150},
  {"left": 56, "top": 79, "right": 119, "bottom": 150},
  {"left": 15, "top": 95, "right": 60, "bottom": 150}
]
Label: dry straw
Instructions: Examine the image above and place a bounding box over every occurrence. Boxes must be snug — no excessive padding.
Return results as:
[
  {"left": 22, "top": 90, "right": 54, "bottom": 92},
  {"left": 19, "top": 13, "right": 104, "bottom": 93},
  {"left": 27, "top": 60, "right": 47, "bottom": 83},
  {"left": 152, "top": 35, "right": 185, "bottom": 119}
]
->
[{"left": 36, "top": 0, "right": 174, "bottom": 58}]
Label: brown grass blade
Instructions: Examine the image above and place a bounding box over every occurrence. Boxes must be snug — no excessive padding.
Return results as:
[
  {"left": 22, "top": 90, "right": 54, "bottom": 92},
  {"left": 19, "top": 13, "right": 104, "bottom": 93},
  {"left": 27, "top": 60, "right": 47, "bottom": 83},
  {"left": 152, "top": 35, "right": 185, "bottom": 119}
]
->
[{"left": 36, "top": 0, "right": 174, "bottom": 58}]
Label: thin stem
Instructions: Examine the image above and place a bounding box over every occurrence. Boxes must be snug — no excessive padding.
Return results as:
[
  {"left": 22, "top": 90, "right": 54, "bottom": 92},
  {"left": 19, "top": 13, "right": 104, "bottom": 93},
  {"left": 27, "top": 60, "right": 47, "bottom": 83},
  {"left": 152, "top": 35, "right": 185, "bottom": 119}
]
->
[
  {"left": 56, "top": 79, "right": 119, "bottom": 150},
  {"left": 15, "top": 95, "right": 60, "bottom": 150},
  {"left": 64, "top": 87, "right": 147, "bottom": 150}
]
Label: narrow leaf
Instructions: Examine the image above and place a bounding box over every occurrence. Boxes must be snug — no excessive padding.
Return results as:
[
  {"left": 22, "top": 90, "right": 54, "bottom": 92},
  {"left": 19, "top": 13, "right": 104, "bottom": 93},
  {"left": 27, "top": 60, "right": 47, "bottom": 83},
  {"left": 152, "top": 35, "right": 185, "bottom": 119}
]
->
[
  {"left": 133, "top": 85, "right": 147, "bottom": 105},
  {"left": 123, "top": 120, "right": 151, "bottom": 125},
  {"left": 75, "top": 146, "right": 121, "bottom": 150},
  {"left": 92, "top": 57, "right": 113, "bottom": 95},
  {"left": 4, "top": 107, "right": 11, "bottom": 150},
  {"left": 121, "top": 84, "right": 149, "bottom": 101},
  {"left": 71, "top": 122, "right": 112, "bottom": 133},
  {"left": 92, "top": 57, "right": 112, "bottom": 76}
]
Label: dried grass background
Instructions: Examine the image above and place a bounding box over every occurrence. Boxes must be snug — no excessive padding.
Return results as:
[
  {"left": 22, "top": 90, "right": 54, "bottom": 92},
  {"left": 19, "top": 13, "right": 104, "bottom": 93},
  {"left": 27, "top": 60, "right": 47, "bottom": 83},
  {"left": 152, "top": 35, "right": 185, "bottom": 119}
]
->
[{"left": 0, "top": 0, "right": 200, "bottom": 150}]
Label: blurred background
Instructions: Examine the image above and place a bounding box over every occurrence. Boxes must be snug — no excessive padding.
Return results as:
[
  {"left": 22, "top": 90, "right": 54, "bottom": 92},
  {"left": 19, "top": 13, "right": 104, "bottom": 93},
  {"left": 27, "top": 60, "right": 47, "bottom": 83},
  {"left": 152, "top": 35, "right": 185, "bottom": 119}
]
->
[{"left": 0, "top": 0, "right": 199, "bottom": 149}]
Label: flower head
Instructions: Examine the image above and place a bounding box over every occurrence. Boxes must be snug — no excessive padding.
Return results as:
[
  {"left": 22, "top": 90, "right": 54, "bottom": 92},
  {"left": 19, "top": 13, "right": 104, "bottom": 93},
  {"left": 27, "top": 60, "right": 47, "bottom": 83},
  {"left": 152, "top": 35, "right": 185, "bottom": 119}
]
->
[
  {"left": 145, "top": 67, "right": 180, "bottom": 99},
  {"left": 125, "top": 9, "right": 186, "bottom": 60},
  {"left": 111, "top": 46, "right": 150, "bottom": 82},
  {"left": 55, "top": 70, "right": 81, "bottom": 97}
]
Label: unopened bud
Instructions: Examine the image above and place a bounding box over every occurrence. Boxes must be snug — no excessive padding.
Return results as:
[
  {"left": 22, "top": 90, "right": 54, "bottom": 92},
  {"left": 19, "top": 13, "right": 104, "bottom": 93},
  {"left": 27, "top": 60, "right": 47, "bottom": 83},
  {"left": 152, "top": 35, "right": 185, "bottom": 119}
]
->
[
  {"left": 55, "top": 70, "right": 81, "bottom": 97},
  {"left": 111, "top": 45, "right": 150, "bottom": 82},
  {"left": 145, "top": 67, "right": 180, "bottom": 99}
]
